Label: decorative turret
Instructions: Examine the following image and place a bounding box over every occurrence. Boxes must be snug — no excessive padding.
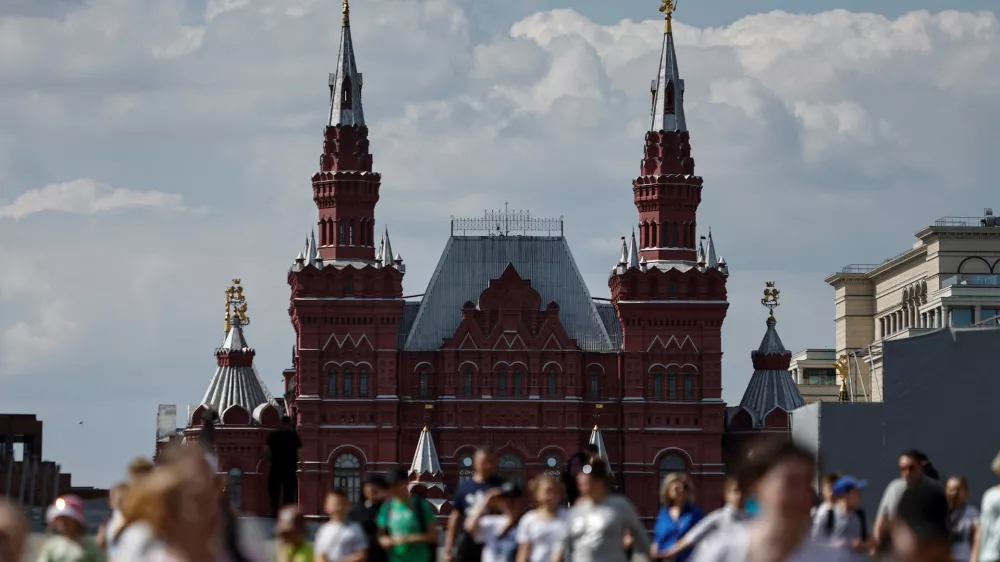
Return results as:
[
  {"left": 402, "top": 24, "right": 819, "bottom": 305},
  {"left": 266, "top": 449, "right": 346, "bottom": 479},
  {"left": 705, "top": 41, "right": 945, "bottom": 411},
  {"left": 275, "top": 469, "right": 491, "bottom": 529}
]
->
[
  {"left": 201, "top": 280, "right": 278, "bottom": 424},
  {"left": 588, "top": 424, "right": 611, "bottom": 470},
  {"left": 408, "top": 415, "right": 447, "bottom": 513},
  {"left": 735, "top": 282, "right": 805, "bottom": 427},
  {"left": 705, "top": 229, "right": 718, "bottom": 269}
]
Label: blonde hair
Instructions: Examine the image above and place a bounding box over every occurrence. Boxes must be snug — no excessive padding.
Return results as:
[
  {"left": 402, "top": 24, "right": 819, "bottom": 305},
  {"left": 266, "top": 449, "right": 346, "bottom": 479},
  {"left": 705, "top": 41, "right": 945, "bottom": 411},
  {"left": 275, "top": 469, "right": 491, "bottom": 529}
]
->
[
  {"left": 528, "top": 474, "right": 564, "bottom": 502},
  {"left": 660, "top": 472, "right": 692, "bottom": 506},
  {"left": 992, "top": 450, "right": 1000, "bottom": 477},
  {"left": 127, "top": 457, "right": 156, "bottom": 481}
]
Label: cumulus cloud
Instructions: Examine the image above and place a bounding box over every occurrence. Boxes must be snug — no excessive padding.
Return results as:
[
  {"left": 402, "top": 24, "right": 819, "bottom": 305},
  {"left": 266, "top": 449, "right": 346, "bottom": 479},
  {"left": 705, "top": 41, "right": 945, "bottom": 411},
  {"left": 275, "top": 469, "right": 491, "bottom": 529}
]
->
[
  {"left": 0, "top": 179, "right": 190, "bottom": 220},
  {"left": 1, "top": 0, "right": 999, "bottom": 485}
]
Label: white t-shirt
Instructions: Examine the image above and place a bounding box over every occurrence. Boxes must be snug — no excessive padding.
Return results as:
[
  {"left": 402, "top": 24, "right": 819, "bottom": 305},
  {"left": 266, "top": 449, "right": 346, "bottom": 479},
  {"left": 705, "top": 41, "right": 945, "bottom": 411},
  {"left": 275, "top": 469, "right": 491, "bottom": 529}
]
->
[
  {"left": 314, "top": 520, "right": 367, "bottom": 562},
  {"left": 476, "top": 514, "right": 521, "bottom": 562},
  {"left": 515, "top": 509, "right": 568, "bottom": 562},
  {"left": 691, "top": 522, "right": 848, "bottom": 562}
]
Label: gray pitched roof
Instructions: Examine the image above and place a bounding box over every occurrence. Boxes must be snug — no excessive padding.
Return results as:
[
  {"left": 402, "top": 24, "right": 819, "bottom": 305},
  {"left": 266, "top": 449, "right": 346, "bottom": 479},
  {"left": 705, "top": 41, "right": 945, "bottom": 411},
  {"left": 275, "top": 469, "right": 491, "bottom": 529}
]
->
[
  {"left": 402, "top": 236, "right": 616, "bottom": 352},
  {"left": 738, "top": 316, "right": 806, "bottom": 426},
  {"left": 201, "top": 322, "right": 277, "bottom": 423}
]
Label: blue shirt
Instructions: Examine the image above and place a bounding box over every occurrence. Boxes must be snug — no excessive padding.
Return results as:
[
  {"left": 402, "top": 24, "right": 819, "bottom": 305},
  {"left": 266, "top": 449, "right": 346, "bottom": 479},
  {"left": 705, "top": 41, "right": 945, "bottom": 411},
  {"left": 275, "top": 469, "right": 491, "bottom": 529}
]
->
[
  {"left": 653, "top": 503, "right": 705, "bottom": 562},
  {"left": 452, "top": 475, "right": 505, "bottom": 517}
]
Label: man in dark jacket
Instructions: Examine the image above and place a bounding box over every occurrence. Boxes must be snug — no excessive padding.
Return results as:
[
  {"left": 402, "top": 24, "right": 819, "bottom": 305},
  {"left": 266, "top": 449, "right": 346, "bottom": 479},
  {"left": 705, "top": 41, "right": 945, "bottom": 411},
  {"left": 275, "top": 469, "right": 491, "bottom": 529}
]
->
[
  {"left": 266, "top": 416, "right": 302, "bottom": 516},
  {"left": 350, "top": 473, "right": 388, "bottom": 562}
]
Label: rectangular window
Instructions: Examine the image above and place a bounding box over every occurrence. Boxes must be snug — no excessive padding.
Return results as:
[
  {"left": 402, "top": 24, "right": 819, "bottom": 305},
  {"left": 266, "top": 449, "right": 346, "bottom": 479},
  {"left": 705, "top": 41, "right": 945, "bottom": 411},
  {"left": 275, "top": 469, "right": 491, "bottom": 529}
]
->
[
  {"left": 982, "top": 309, "right": 1000, "bottom": 326},
  {"left": 359, "top": 370, "right": 368, "bottom": 397},
  {"left": 514, "top": 371, "right": 523, "bottom": 397},
  {"left": 342, "top": 370, "right": 353, "bottom": 398},
  {"left": 498, "top": 371, "right": 507, "bottom": 397},
  {"left": 547, "top": 372, "right": 557, "bottom": 397},
  {"left": 668, "top": 373, "right": 677, "bottom": 399},
  {"left": 951, "top": 308, "right": 974, "bottom": 327},
  {"left": 804, "top": 368, "right": 837, "bottom": 385},
  {"left": 590, "top": 373, "right": 599, "bottom": 397},
  {"left": 327, "top": 372, "right": 337, "bottom": 397},
  {"left": 464, "top": 371, "right": 473, "bottom": 397},
  {"left": 419, "top": 371, "right": 428, "bottom": 398},
  {"left": 684, "top": 374, "right": 693, "bottom": 398},
  {"left": 653, "top": 373, "right": 663, "bottom": 398}
]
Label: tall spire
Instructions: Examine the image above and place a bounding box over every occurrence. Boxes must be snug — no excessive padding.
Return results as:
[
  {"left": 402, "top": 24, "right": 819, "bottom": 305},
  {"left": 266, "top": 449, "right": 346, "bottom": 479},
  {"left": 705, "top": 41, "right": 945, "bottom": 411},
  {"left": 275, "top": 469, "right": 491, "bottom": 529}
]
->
[
  {"left": 706, "top": 229, "right": 718, "bottom": 269},
  {"left": 628, "top": 230, "right": 640, "bottom": 269},
  {"left": 329, "top": 0, "right": 364, "bottom": 127},
  {"left": 409, "top": 426, "right": 443, "bottom": 479},
  {"left": 651, "top": 0, "right": 686, "bottom": 132},
  {"left": 588, "top": 425, "right": 612, "bottom": 473}
]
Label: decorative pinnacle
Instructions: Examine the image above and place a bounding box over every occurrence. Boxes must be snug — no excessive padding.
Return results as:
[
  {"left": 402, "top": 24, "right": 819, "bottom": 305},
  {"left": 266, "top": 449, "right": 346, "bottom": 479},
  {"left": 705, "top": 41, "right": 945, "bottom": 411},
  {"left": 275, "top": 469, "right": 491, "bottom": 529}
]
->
[
  {"left": 835, "top": 355, "right": 850, "bottom": 402},
  {"left": 224, "top": 279, "right": 250, "bottom": 333},
  {"left": 658, "top": 0, "right": 677, "bottom": 33},
  {"left": 342, "top": 0, "right": 350, "bottom": 27},
  {"left": 761, "top": 281, "right": 780, "bottom": 318}
]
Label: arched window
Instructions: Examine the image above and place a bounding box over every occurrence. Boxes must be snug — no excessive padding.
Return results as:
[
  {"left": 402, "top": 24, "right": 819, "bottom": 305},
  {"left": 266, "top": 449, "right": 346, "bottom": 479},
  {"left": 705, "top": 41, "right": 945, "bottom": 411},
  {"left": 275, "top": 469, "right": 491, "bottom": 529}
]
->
[
  {"left": 547, "top": 369, "right": 557, "bottom": 398},
  {"left": 344, "top": 276, "right": 355, "bottom": 297},
  {"left": 333, "top": 453, "right": 362, "bottom": 503},
  {"left": 684, "top": 373, "right": 693, "bottom": 399},
  {"left": 668, "top": 369, "right": 677, "bottom": 399},
  {"left": 671, "top": 223, "right": 679, "bottom": 248},
  {"left": 497, "top": 454, "right": 526, "bottom": 485},
  {"left": 590, "top": 369, "right": 600, "bottom": 398},
  {"left": 459, "top": 454, "right": 475, "bottom": 482},
  {"left": 348, "top": 220, "right": 355, "bottom": 246},
  {"left": 226, "top": 467, "right": 243, "bottom": 509},
  {"left": 668, "top": 279, "right": 678, "bottom": 298},
  {"left": 343, "top": 367, "right": 353, "bottom": 398},
  {"left": 327, "top": 368, "right": 338, "bottom": 397},
  {"left": 341, "top": 76, "right": 353, "bottom": 109},
  {"left": 513, "top": 369, "right": 524, "bottom": 397},
  {"left": 338, "top": 220, "right": 345, "bottom": 246},
  {"left": 665, "top": 81, "right": 675, "bottom": 113},
  {"left": 543, "top": 454, "right": 561, "bottom": 477},
  {"left": 419, "top": 369, "right": 430, "bottom": 398},
  {"left": 650, "top": 277, "right": 659, "bottom": 298},
  {"left": 359, "top": 367, "right": 369, "bottom": 398},
  {"left": 659, "top": 453, "right": 687, "bottom": 482},
  {"left": 653, "top": 370, "right": 663, "bottom": 399},
  {"left": 463, "top": 367, "right": 474, "bottom": 397},
  {"left": 650, "top": 223, "right": 658, "bottom": 249},
  {"left": 497, "top": 369, "right": 508, "bottom": 397}
]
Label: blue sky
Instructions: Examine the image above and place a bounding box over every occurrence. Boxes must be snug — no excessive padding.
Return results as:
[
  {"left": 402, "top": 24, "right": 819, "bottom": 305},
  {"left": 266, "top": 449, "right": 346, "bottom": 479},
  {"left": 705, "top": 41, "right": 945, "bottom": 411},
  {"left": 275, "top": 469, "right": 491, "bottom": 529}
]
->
[{"left": 0, "top": 0, "right": 998, "bottom": 487}]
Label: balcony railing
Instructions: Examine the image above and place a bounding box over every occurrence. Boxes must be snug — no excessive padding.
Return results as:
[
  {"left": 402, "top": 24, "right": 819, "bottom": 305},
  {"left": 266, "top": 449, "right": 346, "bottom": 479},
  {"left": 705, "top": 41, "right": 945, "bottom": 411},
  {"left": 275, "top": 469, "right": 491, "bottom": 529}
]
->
[
  {"left": 840, "top": 264, "right": 879, "bottom": 274},
  {"left": 941, "top": 274, "right": 1000, "bottom": 287},
  {"left": 934, "top": 216, "right": 990, "bottom": 227}
]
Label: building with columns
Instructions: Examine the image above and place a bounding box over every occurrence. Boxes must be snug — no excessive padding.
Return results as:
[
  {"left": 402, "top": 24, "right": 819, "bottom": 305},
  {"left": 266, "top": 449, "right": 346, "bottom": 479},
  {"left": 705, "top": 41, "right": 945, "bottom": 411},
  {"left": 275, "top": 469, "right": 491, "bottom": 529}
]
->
[
  {"left": 803, "top": 210, "right": 1000, "bottom": 402},
  {"left": 158, "top": 1, "right": 805, "bottom": 522}
]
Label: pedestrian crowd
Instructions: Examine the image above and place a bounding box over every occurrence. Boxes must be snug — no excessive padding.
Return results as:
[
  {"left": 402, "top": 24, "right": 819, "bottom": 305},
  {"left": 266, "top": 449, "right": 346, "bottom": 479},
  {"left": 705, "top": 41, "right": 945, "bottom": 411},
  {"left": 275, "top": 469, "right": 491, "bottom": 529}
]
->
[{"left": 2, "top": 433, "right": 1000, "bottom": 562}]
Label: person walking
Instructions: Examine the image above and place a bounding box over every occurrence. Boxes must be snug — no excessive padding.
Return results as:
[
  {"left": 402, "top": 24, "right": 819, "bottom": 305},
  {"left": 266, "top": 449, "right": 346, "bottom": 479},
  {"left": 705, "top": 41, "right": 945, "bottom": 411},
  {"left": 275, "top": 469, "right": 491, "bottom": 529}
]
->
[
  {"left": 0, "top": 498, "right": 29, "bottom": 562},
  {"left": 351, "top": 474, "right": 389, "bottom": 562},
  {"left": 36, "top": 495, "right": 105, "bottom": 562},
  {"left": 690, "top": 441, "right": 844, "bottom": 562},
  {"left": 972, "top": 451, "right": 1000, "bottom": 562},
  {"left": 653, "top": 476, "right": 750, "bottom": 559},
  {"left": 811, "top": 475, "right": 871, "bottom": 561},
  {"left": 445, "top": 448, "right": 504, "bottom": 562},
  {"left": 315, "top": 489, "right": 366, "bottom": 562},
  {"left": 888, "top": 480, "right": 953, "bottom": 562},
  {"left": 378, "top": 468, "right": 439, "bottom": 562},
  {"left": 555, "top": 458, "right": 649, "bottom": 562},
  {"left": 813, "top": 473, "right": 842, "bottom": 517},
  {"left": 515, "top": 475, "right": 568, "bottom": 562},
  {"left": 274, "top": 505, "right": 314, "bottom": 562},
  {"left": 873, "top": 449, "right": 941, "bottom": 556},
  {"left": 944, "top": 477, "right": 978, "bottom": 562},
  {"left": 650, "top": 473, "right": 705, "bottom": 562},
  {"left": 465, "top": 482, "right": 527, "bottom": 562}
]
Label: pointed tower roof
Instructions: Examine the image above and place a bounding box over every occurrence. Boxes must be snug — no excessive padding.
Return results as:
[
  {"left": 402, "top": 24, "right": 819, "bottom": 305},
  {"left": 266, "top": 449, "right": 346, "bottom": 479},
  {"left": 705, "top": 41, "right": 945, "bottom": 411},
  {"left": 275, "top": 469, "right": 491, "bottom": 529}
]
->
[
  {"left": 627, "top": 230, "right": 640, "bottom": 269},
  {"left": 408, "top": 426, "right": 443, "bottom": 478},
  {"left": 697, "top": 237, "right": 706, "bottom": 266},
  {"left": 329, "top": 0, "right": 365, "bottom": 127},
  {"left": 650, "top": 0, "right": 686, "bottom": 132},
  {"left": 201, "top": 280, "right": 276, "bottom": 424},
  {"left": 588, "top": 425, "right": 611, "bottom": 471},
  {"left": 382, "top": 227, "right": 394, "bottom": 267},
  {"left": 307, "top": 231, "right": 317, "bottom": 267},
  {"left": 618, "top": 236, "right": 628, "bottom": 266},
  {"left": 738, "top": 282, "right": 805, "bottom": 426},
  {"left": 706, "top": 229, "right": 719, "bottom": 269}
]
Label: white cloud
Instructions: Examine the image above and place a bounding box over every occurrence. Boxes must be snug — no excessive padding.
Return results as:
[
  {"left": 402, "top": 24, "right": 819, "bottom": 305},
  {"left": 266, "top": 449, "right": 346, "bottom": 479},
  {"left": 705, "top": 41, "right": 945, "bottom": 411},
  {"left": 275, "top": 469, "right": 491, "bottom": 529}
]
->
[
  {"left": 1, "top": 0, "right": 1000, "bottom": 485},
  {"left": 0, "top": 179, "right": 190, "bottom": 220}
]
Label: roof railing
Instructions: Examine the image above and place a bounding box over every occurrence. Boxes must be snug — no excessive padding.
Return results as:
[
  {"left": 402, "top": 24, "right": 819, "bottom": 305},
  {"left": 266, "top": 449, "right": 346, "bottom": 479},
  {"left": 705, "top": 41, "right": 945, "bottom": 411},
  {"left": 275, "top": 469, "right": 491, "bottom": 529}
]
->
[
  {"left": 840, "top": 264, "right": 879, "bottom": 274},
  {"left": 451, "top": 203, "right": 564, "bottom": 237}
]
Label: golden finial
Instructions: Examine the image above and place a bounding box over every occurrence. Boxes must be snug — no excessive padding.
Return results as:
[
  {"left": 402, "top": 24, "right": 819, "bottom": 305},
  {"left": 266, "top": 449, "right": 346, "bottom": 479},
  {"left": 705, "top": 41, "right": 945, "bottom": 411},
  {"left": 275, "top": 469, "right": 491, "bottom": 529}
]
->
[
  {"left": 761, "top": 281, "right": 780, "bottom": 318},
  {"left": 342, "top": 0, "right": 350, "bottom": 27},
  {"left": 593, "top": 424, "right": 599, "bottom": 431},
  {"left": 224, "top": 279, "right": 250, "bottom": 331},
  {"left": 658, "top": 0, "right": 678, "bottom": 33},
  {"left": 834, "top": 355, "right": 850, "bottom": 402}
]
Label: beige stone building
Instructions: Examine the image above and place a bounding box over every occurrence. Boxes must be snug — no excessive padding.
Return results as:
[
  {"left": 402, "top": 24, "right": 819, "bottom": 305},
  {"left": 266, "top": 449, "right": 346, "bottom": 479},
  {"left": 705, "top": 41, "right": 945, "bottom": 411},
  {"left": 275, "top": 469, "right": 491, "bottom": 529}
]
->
[
  {"left": 801, "top": 210, "right": 1000, "bottom": 402},
  {"left": 788, "top": 349, "right": 839, "bottom": 403}
]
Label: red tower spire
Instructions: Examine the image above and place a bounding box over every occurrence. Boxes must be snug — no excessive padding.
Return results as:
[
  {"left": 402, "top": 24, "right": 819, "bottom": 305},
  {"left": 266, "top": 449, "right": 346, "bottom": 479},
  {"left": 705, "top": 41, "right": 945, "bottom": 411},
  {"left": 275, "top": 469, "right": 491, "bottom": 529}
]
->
[
  {"left": 634, "top": 1, "right": 701, "bottom": 265},
  {"left": 313, "top": 0, "right": 380, "bottom": 263}
]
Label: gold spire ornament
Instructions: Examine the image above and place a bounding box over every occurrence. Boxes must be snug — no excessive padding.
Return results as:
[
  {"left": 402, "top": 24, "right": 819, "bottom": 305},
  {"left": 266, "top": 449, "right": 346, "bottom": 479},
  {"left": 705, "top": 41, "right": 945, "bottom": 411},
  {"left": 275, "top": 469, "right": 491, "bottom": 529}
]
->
[
  {"left": 342, "top": 0, "right": 350, "bottom": 27},
  {"left": 224, "top": 279, "right": 250, "bottom": 332},
  {"left": 761, "top": 281, "right": 781, "bottom": 318},
  {"left": 658, "top": 0, "right": 678, "bottom": 33},
  {"left": 834, "top": 355, "right": 850, "bottom": 402}
]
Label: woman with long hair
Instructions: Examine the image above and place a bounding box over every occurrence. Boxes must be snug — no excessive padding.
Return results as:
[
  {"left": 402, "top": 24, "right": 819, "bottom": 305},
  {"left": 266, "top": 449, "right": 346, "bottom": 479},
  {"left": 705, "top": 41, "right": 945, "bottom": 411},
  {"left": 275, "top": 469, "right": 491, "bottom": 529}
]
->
[
  {"left": 465, "top": 481, "right": 528, "bottom": 562},
  {"left": 945, "top": 476, "right": 978, "bottom": 562},
  {"left": 650, "top": 473, "right": 705, "bottom": 562},
  {"left": 515, "top": 475, "right": 568, "bottom": 562}
]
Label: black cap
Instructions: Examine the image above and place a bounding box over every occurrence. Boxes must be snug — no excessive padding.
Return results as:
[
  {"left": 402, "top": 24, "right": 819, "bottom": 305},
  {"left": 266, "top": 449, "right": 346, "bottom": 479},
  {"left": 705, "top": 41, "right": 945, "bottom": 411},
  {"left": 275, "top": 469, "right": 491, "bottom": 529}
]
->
[
  {"left": 385, "top": 467, "right": 410, "bottom": 486},
  {"left": 896, "top": 480, "right": 950, "bottom": 542},
  {"left": 498, "top": 481, "right": 524, "bottom": 498},
  {"left": 581, "top": 458, "right": 610, "bottom": 479}
]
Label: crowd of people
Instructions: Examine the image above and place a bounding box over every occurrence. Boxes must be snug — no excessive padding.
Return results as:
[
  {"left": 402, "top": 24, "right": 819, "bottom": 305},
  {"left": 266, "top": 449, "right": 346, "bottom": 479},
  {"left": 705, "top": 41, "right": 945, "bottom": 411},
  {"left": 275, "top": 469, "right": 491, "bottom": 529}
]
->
[{"left": 2, "top": 435, "right": 1000, "bottom": 562}]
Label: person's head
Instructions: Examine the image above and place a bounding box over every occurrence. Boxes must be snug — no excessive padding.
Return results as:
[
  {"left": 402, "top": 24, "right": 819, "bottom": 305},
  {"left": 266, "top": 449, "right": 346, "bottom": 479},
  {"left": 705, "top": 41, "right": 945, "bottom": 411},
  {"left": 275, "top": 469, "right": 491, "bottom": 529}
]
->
[
  {"left": 123, "top": 445, "right": 221, "bottom": 551},
  {"left": 275, "top": 505, "right": 307, "bottom": 544},
  {"left": 46, "top": 495, "right": 88, "bottom": 538},
  {"left": 324, "top": 489, "right": 351, "bottom": 520},
  {"left": 474, "top": 447, "right": 496, "bottom": 477},
  {"left": 821, "top": 473, "right": 842, "bottom": 503},
  {"left": 109, "top": 482, "right": 128, "bottom": 510},
  {"left": 385, "top": 467, "right": 411, "bottom": 500},
  {"left": 739, "top": 441, "right": 816, "bottom": 528},
  {"left": 723, "top": 477, "right": 742, "bottom": 508},
  {"left": 945, "top": 476, "right": 968, "bottom": 509},
  {"left": 890, "top": 480, "right": 951, "bottom": 562},
  {"left": 991, "top": 450, "right": 1000, "bottom": 478},
  {"left": 576, "top": 458, "right": 611, "bottom": 500},
  {"left": 0, "top": 499, "right": 28, "bottom": 562},
  {"left": 899, "top": 450, "right": 926, "bottom": 483},
  {"left": 493, "top": 481, "right": 526, "bottom": 516},
  {"left": 127, "top": 456, "right": 156, "bottom": 482},
  {"left": 281, "top": 415, "right": 292, "bottom": 428},
  {"left": 832, "top": 476, "right": 867, "bottom": 510},
  {"left": 528, "top": 475, "right": 563, "bottom": 512},
  {"left": 363, "top": 474, "right": 388, "bottom": 502},
  {"left": 660, "top": 472, "right": 690, "bottom": 507}
]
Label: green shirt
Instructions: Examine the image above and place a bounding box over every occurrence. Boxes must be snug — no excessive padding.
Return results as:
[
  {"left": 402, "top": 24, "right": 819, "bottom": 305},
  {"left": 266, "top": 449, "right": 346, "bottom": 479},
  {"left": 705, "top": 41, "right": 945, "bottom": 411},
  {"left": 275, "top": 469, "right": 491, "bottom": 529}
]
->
[
  {"left": 280, "top": 541, "right": 314, "bottom": 562},
  {"left": 36, "top": 535, "right": 106, "bottom": 562},
  {"left": 376, "top": 497, "right": 437, "bottom": 562}
]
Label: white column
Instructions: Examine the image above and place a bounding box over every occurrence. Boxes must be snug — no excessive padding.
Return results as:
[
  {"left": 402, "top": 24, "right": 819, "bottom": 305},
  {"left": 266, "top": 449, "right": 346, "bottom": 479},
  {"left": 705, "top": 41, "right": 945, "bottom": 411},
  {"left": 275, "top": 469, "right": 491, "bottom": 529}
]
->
[
  {"left": 975, "top": 305, "right": 982, "bottom": 324},
  {"left": 942, "top": 306, "right": 950, "bottom": 327}
]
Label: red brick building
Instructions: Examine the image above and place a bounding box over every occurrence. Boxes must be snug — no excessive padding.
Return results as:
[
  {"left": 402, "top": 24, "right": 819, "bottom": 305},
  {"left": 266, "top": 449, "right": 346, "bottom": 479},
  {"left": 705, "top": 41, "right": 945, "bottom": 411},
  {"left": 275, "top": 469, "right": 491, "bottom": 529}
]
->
[{"left": 168, "top": 3, "right": 805, "bottom": 521}]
